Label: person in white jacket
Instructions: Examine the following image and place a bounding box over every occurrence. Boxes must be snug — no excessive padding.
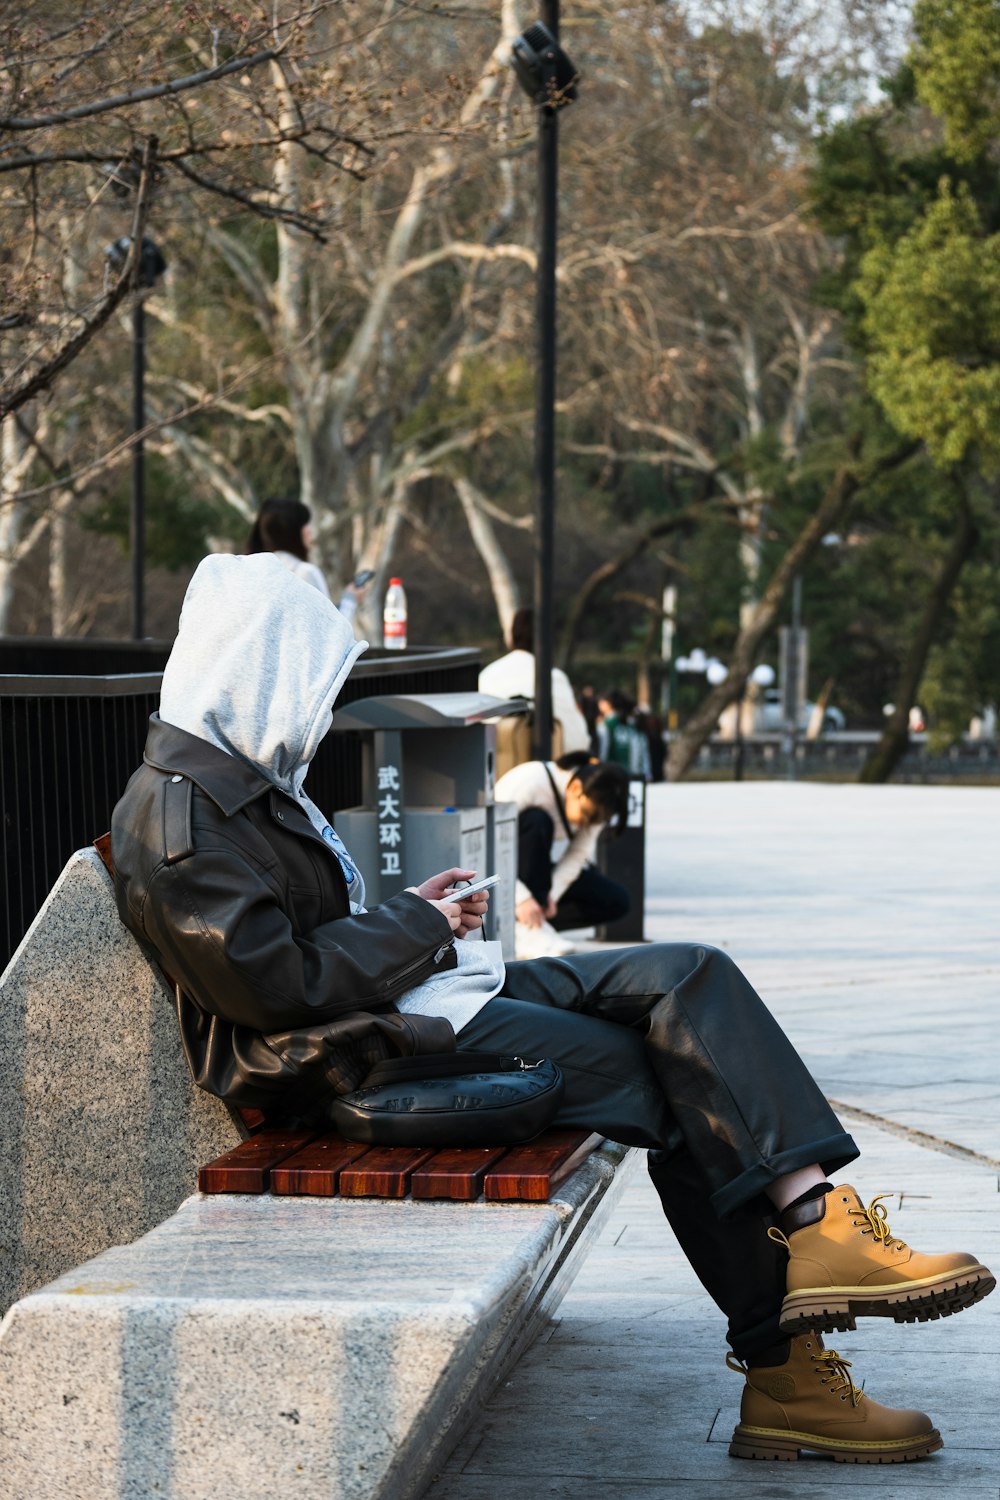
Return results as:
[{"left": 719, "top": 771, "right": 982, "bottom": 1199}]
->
[
  {"left": 494, "top": 752, "right": 630, "bottom": 957},
  {"left": 479, "top": 609, "right": 591, "bottom": 754}
]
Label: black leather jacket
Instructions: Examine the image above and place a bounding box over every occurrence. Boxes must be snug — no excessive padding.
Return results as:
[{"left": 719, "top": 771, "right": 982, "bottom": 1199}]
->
[{"left": 111, "top": 715, "right": 458, "bottom": 1115}]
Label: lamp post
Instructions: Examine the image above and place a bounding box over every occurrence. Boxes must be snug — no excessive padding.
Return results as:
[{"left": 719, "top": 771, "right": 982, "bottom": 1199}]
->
[
  {"left": 105, "top": 234, "right": 167, "bottom": 640},
  {"left": 510, "top": 17, "right": 577, "bottom": 760}
]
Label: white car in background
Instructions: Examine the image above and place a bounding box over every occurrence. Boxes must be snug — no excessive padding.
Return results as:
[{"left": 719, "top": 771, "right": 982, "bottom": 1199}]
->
[{"left": 757, "top": 688, "right": 846, "bottom": 734}]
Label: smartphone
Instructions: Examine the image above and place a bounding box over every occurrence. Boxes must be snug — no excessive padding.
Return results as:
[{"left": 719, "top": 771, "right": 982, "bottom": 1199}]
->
[
  {"left": 352, "top": 568, "right": 375, "bottom": 588},
  {"left": 446, "top": 873, "right": 501, "bottom": 899}
]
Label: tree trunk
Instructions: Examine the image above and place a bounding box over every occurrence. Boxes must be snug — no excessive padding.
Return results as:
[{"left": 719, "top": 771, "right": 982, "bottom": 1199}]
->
[
  {"left": 860, "top": 492, "right": 979, "bottom": 783},
  {"left": 454, "top": 477, "right": 521, "bottom": 640},
  {"left": 49, "top": 508, "right": 69, "bottom": 635},
  {"left": 0, "top": 416, "right": 36, "bottom": 632},
  {"left": 666, "top": 445, "right": 864, "bottom": 782}
]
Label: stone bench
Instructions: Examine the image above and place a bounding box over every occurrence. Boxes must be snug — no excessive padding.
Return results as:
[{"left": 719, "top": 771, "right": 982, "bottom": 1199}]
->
[
  {"left": 0, "top": 847, "right": 637, "bottom": 1500},
  {"left": 0, "top": 1145, "right": 634, "bottom": 1500}
]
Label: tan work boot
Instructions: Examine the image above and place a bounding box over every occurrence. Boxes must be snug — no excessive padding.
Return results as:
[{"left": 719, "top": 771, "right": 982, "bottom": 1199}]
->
[
  {"left": 771, "top": 1184, "right": 995, "bottom": 1335},
  {"left": 728, "top": 1332, "right": 942, "bottom": 1464}
]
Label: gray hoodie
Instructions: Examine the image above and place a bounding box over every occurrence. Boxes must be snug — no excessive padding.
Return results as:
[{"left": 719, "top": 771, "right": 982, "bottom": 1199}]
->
[
  {"left": 160, "top": 552, "right": 365, "bottom": 798},
  {"left": 160, "top": 552, "right": 502, "bottom": 1031},
  {"left": 160, "top": 551, "right": 368, "bottom": 900}
]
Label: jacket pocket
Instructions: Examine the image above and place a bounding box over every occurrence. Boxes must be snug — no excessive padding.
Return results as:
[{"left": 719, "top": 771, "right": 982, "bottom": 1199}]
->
[{"left": 380, "top": 939, "right": 457, "bottom": 1003}]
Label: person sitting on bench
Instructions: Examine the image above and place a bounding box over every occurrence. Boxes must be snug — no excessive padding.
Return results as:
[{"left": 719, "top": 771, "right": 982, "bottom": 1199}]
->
[
  {"left": 111, "top": 554, "right": 994, "bottom": 1468},
  {"left": 494, "top": 753, "right": 631, "bottom": 959}
]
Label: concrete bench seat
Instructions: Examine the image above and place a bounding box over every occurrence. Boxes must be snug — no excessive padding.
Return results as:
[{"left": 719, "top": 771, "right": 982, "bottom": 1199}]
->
[{"left": 0, "top": 1140, "right": 635, "bottom": 1500}]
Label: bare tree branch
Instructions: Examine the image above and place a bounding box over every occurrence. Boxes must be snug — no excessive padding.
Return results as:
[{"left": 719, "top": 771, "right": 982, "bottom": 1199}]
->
[
  {"left": 0, "top": 136, "right": 158, "bottom": 418},
  {"left": 171, "top": 156, "right": 330, "bottom": 238},
  {"left": 0, "top": 50, "right": 278, "bottom": 133}
]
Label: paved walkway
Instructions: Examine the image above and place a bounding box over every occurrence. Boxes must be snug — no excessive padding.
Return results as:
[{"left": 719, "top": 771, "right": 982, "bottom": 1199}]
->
[{"left": 432, "top": 782, "right": 1000, "bottom": 1499}]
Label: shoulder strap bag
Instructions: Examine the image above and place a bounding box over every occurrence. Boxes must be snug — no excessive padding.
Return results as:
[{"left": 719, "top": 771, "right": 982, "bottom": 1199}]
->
[
  {"left": 542, "top": 760, "right": 575, "bottom": 840},
  {"left": 329, "top": 1051, "right": 564, "bottom": 1147}
]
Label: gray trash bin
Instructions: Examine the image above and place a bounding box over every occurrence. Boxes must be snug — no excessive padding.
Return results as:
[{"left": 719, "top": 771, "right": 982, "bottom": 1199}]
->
[{"left": 332, "top": 692, "right": 526, "bottom": 958}]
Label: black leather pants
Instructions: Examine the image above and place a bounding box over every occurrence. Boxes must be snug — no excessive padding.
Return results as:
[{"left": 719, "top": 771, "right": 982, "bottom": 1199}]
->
[{"left": 456, "top": 943, "right": 858, "bottom": 1358}]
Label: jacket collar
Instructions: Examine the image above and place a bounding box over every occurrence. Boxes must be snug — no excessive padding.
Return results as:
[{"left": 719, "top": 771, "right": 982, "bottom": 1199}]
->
[{"left": 144, "top": 713, "right": 273, "bottom": 817}]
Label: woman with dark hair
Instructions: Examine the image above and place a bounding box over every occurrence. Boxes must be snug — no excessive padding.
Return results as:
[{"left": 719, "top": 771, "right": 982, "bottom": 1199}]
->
[
  {"left": 248, "top": 497, "right": 373, "bottom": 624},
  {"left": 247, "top": 497, "right": 330, "bottom": 598},
  {"left": 494, "top": 750, "right": 631, "bottom": 958}
]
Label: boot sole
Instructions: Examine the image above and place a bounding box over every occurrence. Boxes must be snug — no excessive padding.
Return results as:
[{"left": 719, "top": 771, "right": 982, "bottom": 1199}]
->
[
  {"left": 729, "top": 1422, "right": 943, "bottom": 1464},
  {"left": 778, "top": 1264, "right": 995, "bottom": 1335}
]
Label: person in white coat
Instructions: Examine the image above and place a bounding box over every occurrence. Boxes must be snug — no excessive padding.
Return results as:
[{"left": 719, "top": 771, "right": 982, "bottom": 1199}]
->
[{"left": 479, "top": 609, "right": 591, "bottom": 754}]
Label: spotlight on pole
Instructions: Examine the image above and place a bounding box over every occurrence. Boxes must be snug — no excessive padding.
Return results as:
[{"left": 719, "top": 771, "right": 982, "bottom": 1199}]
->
[{"left": 511, "top": 22, "right": 578, "bottom": 107}]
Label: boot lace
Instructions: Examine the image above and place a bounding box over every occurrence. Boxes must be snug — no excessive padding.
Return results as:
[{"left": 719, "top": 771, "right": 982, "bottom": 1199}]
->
[
  {"left": 850, "top": 1192, "right": 907, "bottom": 1250},
  {"left": 725, "top": 1346, "right": 865, "bottom": 1408},
  {"left": 813, "top": 1347, "right": 865, "bottom": 1407}
]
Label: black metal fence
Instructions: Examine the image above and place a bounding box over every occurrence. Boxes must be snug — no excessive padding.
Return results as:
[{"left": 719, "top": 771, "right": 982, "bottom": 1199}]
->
[
  {"left": 0, "top": 646, "right": 480, "bottom": 974},
  {"left": 686, "top": 733, "right": 1000, "bottom": 782}
]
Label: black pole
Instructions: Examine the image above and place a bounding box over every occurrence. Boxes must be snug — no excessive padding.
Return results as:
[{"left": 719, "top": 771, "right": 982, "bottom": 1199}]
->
[
  {"left": 734, "top": 685, "right": 746, "bottom": 781},
  {"left": 131, "top": 294, "right": 145, "bottom": 640},
  {"left": 532, "top": 0, "right": 560, "bottom": 762}
]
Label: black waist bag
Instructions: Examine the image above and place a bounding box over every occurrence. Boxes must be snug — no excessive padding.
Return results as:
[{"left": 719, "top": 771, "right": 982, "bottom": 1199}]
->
[{"left": 329, "top": 1052, "right": 564, "bottom": 1147}]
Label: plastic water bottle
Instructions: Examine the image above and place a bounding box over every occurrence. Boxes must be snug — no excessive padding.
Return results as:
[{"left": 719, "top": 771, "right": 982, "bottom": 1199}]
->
[{"left": 383, "top": 577, "right": 408, "bottom": 650}]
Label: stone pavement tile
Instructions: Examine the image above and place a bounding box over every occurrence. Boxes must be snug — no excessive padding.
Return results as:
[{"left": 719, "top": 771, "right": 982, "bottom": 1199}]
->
[
  {"left": 429, "top": 784, "right": 1000, "bottom": 1500},
  {"left": 433, "top": 1132, "right": 999, "bottom": 1500},
  {"left": 428, "top": 1482, "right": 1000, "bottom": 1499}
]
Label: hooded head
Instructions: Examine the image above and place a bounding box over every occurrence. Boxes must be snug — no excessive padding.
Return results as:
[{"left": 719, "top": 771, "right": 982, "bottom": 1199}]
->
[{"left": 159, "top": 553, "right": 367, "bottom": 795}]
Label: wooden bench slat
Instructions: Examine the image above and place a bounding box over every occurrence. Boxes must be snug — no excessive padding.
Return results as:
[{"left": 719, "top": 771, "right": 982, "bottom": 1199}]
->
[
  {"left": 270, "top": 1135, "right": 370, "bottom": 1196},
  {"left": 409, "top": 1145, "right": 511, "bottom": 1201},
  {"left": 198, "top": 1128, "right": 318, "bottom": 1194},
  {"left": 338, "top": 1145, "right": 437, "bottom": 1198},
  {"left": 199, "top": 1128, "right": 604, "bottom": 1201},
  {"left": 483, "top": 1130, "right": 602, "bottom": 1202}
]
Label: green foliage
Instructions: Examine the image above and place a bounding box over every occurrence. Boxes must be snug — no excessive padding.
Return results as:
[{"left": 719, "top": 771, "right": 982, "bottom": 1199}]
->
[
  {"left": 920, "top": 490, "right": 1000, "bottom": 744},
  {"left": 912, "top": 0, "right": 1000, "bottom": 162},
  {"left": 858, "top": 183, "right": 1000, "bottom": 467},
  {"left": 813, "top": 0, "right": 1000, "bottom": 475},
  {"left": 82, "top": 457, "right": 244, "bottom": 569},
  {"left": 397, "top": 352, "right": 534, "bottom": 453}
]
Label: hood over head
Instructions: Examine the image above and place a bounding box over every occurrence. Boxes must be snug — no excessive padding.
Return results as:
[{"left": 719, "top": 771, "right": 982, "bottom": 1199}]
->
[{"left": 159, "top": 553, "right": 368, "bottom": 795}]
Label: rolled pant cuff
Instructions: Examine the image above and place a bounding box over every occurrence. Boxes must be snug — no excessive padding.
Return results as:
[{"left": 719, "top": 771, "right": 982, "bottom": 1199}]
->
[
  {"left": 709, "top": 1131, "right": 860, "bottom": 1219},
  {"left": 729, "top": 1312, "right": 787, "bottom": 1364}
]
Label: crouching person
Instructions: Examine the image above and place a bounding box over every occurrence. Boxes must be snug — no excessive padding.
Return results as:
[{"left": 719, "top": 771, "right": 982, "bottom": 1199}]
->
[{"left": 495, "top": 752, "right": 631, "bottom": 958}]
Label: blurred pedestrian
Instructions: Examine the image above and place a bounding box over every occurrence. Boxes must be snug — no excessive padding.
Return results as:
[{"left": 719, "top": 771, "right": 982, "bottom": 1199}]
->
[
  {"left": 634, "top": 704, "right": 666, "bottom": 782},
  {"left": 596, "top": 689, "right": 651, "bottom": 779},
  {"left": 247, "top": 496, "right": 369, "bottom": 623},
  {"left": 479, "top": 608, "right": 591, "bottom": 754}
]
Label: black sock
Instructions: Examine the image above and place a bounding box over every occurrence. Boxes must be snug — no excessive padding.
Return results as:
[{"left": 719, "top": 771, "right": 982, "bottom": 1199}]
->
[
  {"left": 745, "top": 1339, "right": 791, "bottom": 1367},
  {"left": 784, "top": 1181, "right": 832, "bottom": 1213}
]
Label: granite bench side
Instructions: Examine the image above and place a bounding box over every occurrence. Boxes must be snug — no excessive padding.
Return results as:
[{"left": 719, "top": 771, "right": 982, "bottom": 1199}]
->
[{"left": 0, "top": 848, "right": 242, "bottom": 1316}]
